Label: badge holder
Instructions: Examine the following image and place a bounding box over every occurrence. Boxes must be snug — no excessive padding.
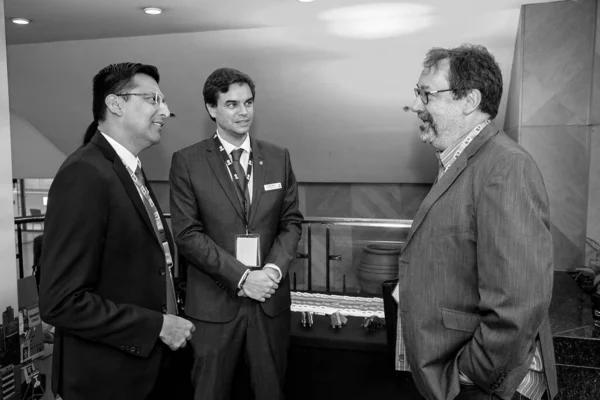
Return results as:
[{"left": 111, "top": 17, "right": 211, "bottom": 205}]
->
[{"left": 236, "top": 234, "right": 261, "bottom": 267}]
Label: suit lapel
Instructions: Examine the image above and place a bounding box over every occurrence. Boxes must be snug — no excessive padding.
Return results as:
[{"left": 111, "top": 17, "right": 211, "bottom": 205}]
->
[
  {"left": 205, "top": 137, "right": 246, "bottom": 221},
  {"left": 91, "top": 131, "right": 156, "bottom": 236},
  {"left": 404, "top": 122, "right": 500, "bottom": 247},
  {"left": 249, "top": 138, "right": 265, "bottom": 226}
]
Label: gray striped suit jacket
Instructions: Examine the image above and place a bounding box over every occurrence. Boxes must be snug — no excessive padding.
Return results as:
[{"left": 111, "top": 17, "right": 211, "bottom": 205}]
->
[{"left": 397, "top": 122, "right": 557, "bottom": 400}]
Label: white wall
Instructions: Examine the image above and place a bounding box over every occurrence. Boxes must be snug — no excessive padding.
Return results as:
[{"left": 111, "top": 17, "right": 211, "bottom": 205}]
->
[
  {"left": 10, "top": 109, "right": 66, "bottom": 179},
  {"left": 7, "top": 25, "right": 515, "bottom": 183},
  {"left": 0, "top": 0, "right": 18, "bottom": 312}
]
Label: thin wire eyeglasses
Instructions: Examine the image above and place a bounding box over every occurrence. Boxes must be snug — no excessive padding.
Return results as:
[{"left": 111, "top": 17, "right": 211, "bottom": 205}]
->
[
  {"left": 414, "top": 87, "right": 454, "bottom": 105},
  {"left": 115, "top": 92, "right": 166, "bottom": 108}
]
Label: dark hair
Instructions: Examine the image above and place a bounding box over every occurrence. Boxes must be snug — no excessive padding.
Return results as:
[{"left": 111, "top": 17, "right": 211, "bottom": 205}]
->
[
  {"left": 83, "top": 62, "right": 160, "bottom": 144},
  {"left": 423, "top": 44, "right": 502, "bottom": 119},
  {"left": 202, "top": 68, "right": 255, "bottom": 121}
]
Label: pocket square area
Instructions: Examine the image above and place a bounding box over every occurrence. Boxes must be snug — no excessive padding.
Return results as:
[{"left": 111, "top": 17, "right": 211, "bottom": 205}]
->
[{"left": 264, "top": 182, "right": 282, "bottom": 191}]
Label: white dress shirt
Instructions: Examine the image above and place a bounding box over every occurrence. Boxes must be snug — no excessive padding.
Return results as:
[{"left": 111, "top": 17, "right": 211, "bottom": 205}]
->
[{"left": 215, "top": 130, "right": 282, "bottom": 283}]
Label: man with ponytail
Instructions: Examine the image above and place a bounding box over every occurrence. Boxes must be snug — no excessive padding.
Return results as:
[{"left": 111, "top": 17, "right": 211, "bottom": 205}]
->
[{"left": 40, "top": 62, "right": 194, "bottom": 400}]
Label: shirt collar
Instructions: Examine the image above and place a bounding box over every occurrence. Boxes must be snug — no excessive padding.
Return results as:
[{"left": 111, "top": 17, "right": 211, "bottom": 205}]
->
[
  {"left": 216, "top": 130, "right": 251, "bottom": 156},
  {"left": 100, "top": 131, "right": 140, "bottom": 172},
  {"left": 438, "top": 120, "right": 490, "bottom": 170}
]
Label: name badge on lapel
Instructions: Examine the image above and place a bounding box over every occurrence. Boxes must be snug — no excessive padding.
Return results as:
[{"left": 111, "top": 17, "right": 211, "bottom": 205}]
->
[
  {"left": 264, "top": 182, "right": 282, "bottom": 191},
  {"left": 236, "top": 234, "right": 261, "bottom": 267}
]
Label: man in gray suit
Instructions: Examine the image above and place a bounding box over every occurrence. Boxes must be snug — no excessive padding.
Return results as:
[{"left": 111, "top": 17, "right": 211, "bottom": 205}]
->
[{"left": 396, "top": 45, "right": 556, "bottom": 400}]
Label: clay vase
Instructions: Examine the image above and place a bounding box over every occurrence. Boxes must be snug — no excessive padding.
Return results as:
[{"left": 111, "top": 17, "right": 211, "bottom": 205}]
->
[{"left": 357, "top": 243, "right": 403, "bottom": 295}]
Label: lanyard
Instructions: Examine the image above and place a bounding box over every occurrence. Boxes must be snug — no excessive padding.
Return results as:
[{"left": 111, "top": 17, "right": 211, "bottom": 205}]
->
[
  {"left": 123, "top": 161, "right": 174, "bottom": 268},
  {"left": 213, "top": 134, "right": 253, "bottom": 229},
  {"left": 440, "top": 119, "right": 490, "bottom": 174}
]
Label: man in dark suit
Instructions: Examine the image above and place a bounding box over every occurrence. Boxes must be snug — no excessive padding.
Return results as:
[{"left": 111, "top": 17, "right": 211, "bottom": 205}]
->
[
  {"left": 396, "top": 45, "right": 557, "bottom": 400},
  {"left": 169, "top": 67, "right": 303, "bottom": 400},
  {"left": 39, "top": 62, "right": 195, "bottom": 400}
]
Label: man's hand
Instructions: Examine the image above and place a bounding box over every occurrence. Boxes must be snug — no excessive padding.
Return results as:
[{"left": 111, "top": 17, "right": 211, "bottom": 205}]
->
[
  {"left": 159, "top": 314, "right": 195, "bottom": 351},
  {"left": 242, "top": 270, "right": 278, "bottom": 302},
  {"left": 263, "top": 267, "right": 281, "bottom": 284}
]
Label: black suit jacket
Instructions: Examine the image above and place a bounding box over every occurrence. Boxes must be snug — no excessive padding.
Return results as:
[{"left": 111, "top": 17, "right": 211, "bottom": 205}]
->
[
  {"left": 39, "top": 132, "right": 172, "bottom": 400},
  {"left": 169, "top": 135, "right": 303, "bottom": 322}
]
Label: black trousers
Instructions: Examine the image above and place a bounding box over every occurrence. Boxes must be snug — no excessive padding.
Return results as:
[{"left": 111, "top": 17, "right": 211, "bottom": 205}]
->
[
  {"left": 147, "top": 343, "right": 194, "bottom": 400},
  {"left": 189, "top": 300, "right": 291, "bottom": 400}
]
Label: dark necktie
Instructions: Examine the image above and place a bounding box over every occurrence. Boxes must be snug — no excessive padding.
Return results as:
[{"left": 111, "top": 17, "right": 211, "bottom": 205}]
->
[
  {"left": 134, "top": 166, "right": 177, "bottom": 315},
  {"left": 231, "top": 149, "right": 251, "bottom": 219},
  {"left": 231, "top": 148, "right": 247, "bottom": 192}
]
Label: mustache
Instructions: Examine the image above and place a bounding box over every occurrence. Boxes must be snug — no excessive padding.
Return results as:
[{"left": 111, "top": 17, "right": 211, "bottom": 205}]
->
[{"left": 418, "top": 111, "right": 433, "bottom": 123}]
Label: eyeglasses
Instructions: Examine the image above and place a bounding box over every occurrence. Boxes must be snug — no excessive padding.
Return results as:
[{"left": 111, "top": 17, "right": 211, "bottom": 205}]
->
[
  {"left": 414, "top": 87, "right": 454, "bottom": 105},
  {"left": 115, "top": 92, "right": 166, "bottom": 108}
]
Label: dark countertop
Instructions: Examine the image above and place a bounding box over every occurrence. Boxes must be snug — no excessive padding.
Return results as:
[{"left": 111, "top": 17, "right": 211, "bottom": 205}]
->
[{"left": 550, "top": 271, "right": 598, "bottom": 339}]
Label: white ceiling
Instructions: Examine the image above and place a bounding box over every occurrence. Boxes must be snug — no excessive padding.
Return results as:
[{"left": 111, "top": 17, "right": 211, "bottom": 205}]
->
[
  {"left": 4, "top": 0, "right": 563, "bottom": 182},
  {"left": 4, "top": 0, "right": 558, "bottom": 45}
]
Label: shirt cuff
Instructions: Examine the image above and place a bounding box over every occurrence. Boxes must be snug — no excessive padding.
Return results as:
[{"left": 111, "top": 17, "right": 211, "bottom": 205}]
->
[
  {"left": 263, "top": 264, "right": 282, "bottom": 281},
  {"left": 237, "top": 269, "right": 251, "bottom": 290}
]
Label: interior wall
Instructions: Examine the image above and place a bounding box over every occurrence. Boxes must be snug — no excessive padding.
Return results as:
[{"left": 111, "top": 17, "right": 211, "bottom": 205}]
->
[
  {"left": 10, "top": 109, "right": 66, "bottom": 179},
  {"left": 6, "top": 26, "right": 516, "bottom": 184},
  {"left": 587, "top": 4, "right": 600, "bottom": 263},
  {"left": 0, "top": 0, "right": 19, "bottom": 312},
  {"left": 507, "top": 0, "right": 598, "bottom": 270}
]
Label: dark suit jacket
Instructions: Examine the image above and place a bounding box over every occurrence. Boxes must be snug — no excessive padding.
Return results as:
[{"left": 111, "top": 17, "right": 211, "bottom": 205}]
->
[
  {"left": 169, "top": 135, "right": 302, "bottom": 322},
  {"left": 39, "top": 132, "right": 172, "bottom": 400},
  {"left": 398, "top": 122, "right": 557, "bottom": 400}
]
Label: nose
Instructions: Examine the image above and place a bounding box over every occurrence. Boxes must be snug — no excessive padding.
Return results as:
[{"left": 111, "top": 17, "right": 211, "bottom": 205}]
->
[
  {"left": 159, "top": 102, "right": 173, "bottom": 118},
  {"left": 410, "top": 96, "right": 424, "bottom": 113},
  {"left": 238, "top": 104, "right": 248, "bottom": 116}
]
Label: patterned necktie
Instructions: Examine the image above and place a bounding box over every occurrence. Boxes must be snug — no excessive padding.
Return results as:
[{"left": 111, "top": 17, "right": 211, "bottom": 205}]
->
[
  {"left": 231, "top": 148, "right": 247, "bottom": 192},
  {"left": 231, "top": 149, "right": 251, "bottom": 219},
  {"left": 134, "top": 166, "right": 177, "bottom": 315}
]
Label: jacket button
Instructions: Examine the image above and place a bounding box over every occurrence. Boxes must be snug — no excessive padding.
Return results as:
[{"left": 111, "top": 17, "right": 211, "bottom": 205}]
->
[
  {"left": 159, "top": 268, "right": 166, "bottom": 276},
  {"left": 161, "top": 305, "right": 168, "bottom": 314}
]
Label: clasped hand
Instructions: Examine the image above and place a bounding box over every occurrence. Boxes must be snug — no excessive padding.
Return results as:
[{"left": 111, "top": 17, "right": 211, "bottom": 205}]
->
[
  {"left": 159, "top": 314, "right": 195, "bottom": 351},
  {"left": 238, "top": 269, "right": 280, "bottom": 302}
]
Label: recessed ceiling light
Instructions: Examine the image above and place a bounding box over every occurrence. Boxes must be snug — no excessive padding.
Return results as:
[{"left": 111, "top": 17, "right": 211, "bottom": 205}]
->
[
  {"left": 11, "top": 18, "right": 31, "bottom": 25},
  {"left": 143, "top": 7, "right": 163, "bottom": 15},
  {"left": 297, "top": 0, "right": 315, "bottom": 3},
  {"left": 319, "top": 3, "right": 434, "bottom": 39}
]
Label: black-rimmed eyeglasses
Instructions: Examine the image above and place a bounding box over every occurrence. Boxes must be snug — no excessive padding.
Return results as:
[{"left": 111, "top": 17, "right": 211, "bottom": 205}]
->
[
  {"left": 115, "top": 92, "right": 166, "bottom": 108},
  {"left": 414, "top": 87, "right": 454, "bottom": 105}
]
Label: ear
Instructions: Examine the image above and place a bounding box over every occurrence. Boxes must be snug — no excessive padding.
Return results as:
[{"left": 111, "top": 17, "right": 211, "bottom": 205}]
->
[
  {"left": 105, "top": 94, "right": 123, "bottom": 116},
  {"left": 463, "top": 89, "right": 482, "bottom": 115},
  {"left": 206, "top": 103, "right": 217, "bottom": 120}
]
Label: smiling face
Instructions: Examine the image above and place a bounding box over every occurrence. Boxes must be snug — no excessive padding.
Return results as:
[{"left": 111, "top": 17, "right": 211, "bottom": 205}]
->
[
  {"left": 119, "top": 73, "right": 171, "bottom": 152},
  {"left": 207, "top": 83, "right": 254, "bottom": 145},
  {"left": 411, "top": 60, "right": 467, "bottom": 151}
]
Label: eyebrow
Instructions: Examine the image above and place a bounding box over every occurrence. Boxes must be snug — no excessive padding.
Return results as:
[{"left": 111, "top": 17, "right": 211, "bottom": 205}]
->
[
  {"left": 416, "top": 84, "right": 431, "bottom": 90},
  {"left": 225, "top": 97, "right": 254, "bottom": 104}
]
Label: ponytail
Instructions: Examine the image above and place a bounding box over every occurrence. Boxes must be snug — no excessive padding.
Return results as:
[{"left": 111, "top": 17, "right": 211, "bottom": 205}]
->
[{"left": 83, "top": 121, "right": 98, "bottom": 144}]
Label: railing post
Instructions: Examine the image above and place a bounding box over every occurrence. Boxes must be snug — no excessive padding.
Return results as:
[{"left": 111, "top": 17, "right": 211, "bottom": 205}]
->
[
  {"left": 17, "top": 223, "right": 24, "bottom": 279},
  {"left": 307, "top": 224, "right": 312, "bottom": 291},
  {"left": 325, "top": 225, "right": 330, "bottom": 292}
]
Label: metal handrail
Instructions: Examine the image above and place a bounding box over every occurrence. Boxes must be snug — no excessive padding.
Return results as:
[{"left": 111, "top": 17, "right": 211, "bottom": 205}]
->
[
  {"left": 13, "top": 214, "right": 413, "bottom": 293},
  {"left": 302, "top": 217, "right": 412, "bottom": 229}
]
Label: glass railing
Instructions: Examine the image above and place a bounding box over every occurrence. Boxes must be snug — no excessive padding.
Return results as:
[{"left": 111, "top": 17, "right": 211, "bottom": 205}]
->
[{"left": 14, "top": 215, "right": 412, "bottom": 297}]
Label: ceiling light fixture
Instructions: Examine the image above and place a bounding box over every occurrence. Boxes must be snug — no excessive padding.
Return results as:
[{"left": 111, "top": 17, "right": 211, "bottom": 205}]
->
[
  {"left": 319, "top": 3, "right": 434, "bottom": 39},
  {"left": 143, "top": 7, "right": 163, "bottom": 15},
  {"left": 298, "top": 0, "right": 315, "bottom": 2},
  {"left": 11, "top": 18, "right": 31, "bottom": 25}
]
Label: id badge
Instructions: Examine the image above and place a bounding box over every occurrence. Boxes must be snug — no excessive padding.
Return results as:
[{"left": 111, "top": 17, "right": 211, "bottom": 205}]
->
[{"left": 236, "top": 234, "right": 261, "bottom": 267}]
